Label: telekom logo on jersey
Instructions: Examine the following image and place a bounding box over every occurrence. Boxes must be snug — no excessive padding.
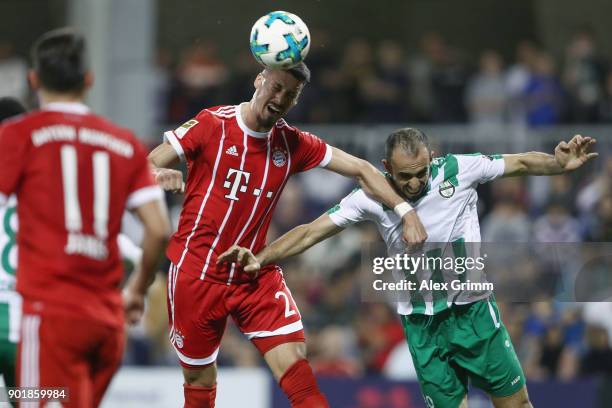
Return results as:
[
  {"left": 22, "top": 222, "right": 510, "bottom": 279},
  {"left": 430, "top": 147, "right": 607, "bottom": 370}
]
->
[{"left": 223, "top": 168, "right": 274, "bottom": 201}]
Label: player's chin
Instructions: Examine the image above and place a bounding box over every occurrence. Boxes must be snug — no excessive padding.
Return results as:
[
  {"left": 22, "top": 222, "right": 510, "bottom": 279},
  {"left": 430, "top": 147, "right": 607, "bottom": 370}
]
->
[
  {"left": 404, "top": 189, "right": 421, "bottom": 200},
  {"left": 261, "top": 111, "right": 279, "bottom": 126}
]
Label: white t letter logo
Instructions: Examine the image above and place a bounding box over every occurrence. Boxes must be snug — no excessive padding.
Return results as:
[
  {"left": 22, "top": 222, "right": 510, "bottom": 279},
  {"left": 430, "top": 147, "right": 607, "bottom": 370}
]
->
[{"left": 224, "top": 168, "right": 250, "bottom": 201}]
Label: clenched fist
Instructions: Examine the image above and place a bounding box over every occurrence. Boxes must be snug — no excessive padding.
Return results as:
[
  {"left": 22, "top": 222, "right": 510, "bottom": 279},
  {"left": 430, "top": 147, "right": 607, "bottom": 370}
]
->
[{"left": 153, "top": 168, "right": 184, "bottom": 193}]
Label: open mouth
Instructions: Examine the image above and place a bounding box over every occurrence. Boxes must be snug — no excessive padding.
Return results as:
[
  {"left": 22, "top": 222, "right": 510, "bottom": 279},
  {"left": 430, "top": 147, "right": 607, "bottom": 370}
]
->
[{"left": 267, "top": 104, "right": 282, "bottom": 116}]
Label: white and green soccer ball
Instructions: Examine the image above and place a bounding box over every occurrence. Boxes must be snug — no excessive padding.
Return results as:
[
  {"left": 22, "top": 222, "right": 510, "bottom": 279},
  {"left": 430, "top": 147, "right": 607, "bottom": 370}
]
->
[{"left": 249, "top": 11, "right": 311, "bottom": 69}]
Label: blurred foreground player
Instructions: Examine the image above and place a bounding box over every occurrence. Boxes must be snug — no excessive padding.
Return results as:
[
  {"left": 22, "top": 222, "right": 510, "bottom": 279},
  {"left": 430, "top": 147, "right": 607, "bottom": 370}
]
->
[
  {"left": 0, "top": 29, "right": 171, "bottom": 407},
  {"left": 149, "top": 63, "right": 427, "bottom": 407},
  {"left": 0, "top": 97, "right": 26, "bottom": 395},
  {"left": 221, "top": 128, "right": 598, "bottom": 408}
]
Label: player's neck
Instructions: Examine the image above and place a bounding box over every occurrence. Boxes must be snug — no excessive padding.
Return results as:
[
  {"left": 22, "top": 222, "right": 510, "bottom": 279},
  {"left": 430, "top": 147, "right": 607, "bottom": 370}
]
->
[
  {"left": 242, "top": 102, "right": 272, "bottom": 133},
  {"left": 38, "top": 90, "right": 86, "bottom": 108}
]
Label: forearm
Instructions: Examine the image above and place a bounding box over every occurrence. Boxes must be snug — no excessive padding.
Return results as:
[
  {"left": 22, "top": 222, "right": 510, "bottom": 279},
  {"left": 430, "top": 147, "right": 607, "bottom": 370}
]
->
[
  {"left": 129, "top": 231, "right": 168, "bottom": 293},
  {"left": 504, "top": 152, "right": 565, "bottom": 177},
  {"left": 355, "top": 161, "right": 404, "bottom": 208},
  {"left": 257, "top": 216, "right": 342, "bottom": 266},
  {"left": 256, "top": 224, "right": 314, "bottom": 266},
  {"left": 148, "top": 142, "right": 180, "bottom": 169},
  {"left": 129, "top": 200, "right": 171, "bottom": 293}
]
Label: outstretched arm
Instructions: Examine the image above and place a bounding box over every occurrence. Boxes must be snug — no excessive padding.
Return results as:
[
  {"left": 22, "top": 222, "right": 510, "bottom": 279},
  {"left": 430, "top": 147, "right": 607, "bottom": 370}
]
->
[
  {"left": 218, "top": 214, "right": 343, "bottom": 274},
  {"left": 503, "top": 135, "right": 598, "bottom": 177},
  {"left": 324, "top": 147, "right": 427, "bottom": 246}
]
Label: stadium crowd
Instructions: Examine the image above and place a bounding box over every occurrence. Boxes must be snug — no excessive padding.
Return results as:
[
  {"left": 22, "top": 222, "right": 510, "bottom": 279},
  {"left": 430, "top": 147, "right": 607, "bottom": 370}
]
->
[{"left": 149, "top": 28, "right": 612, "bottom": 127}]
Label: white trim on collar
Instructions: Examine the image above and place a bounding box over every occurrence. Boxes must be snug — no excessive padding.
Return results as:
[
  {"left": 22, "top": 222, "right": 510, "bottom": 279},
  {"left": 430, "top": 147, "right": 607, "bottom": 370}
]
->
[
  {"left": 236, "top": 103, "right": 271, "bottom": 139},
  {"left": 43, "top": 102, "right": 90, "bottom": 115}
]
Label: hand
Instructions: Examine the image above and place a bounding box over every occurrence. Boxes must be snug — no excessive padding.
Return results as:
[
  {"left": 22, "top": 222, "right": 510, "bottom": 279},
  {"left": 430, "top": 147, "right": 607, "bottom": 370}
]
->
[
  {"left": 555, "top": 135, "right": 598, "bottom": 171},
  {"left": 217, "top": 245, "right": 261, "bottom": 275},
  {"left": 153, "top": 168, "right": 184, "bottom": 193},
  {"left": 123, "top": 286, "right": 146, "bottom": 325},
  {"left": 401, "top": 210, "right": 428, "bottom": 251}
]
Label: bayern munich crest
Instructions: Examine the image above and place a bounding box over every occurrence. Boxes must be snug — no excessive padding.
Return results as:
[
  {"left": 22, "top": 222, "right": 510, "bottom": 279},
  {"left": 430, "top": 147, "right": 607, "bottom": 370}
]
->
[
  {"left": 272, "top": 148, "right": 287, "bottom": 167},
  {"left": 174, "top": 331, "right": 185, "bottom": 349}
]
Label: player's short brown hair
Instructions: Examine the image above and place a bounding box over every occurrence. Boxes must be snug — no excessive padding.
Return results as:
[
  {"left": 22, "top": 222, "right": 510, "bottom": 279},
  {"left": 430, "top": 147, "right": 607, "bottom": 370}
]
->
[
  {"left": 386, "top": 128, "right": 431, "bottom": 160},
  {"left": 286, "top": 62, "right": 311, "bottom": 83},
  {"left": 265, "top": 62, "right": 311, "bottom": 84},
  {"left": 31, "top": 28, "right": 88, "bottom": 93}
]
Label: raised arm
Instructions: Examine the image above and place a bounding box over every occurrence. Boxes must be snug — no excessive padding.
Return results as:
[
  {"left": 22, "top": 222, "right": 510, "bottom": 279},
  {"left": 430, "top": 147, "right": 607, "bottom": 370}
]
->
[
  {"left": 218, "top": 214, "right": 343, "bottom": 274},
  {"left": 503, "top": 135, "right": 598, "bottom": 177},
  {"left": 324, "top": 147, "right": 427, "bottom": 246}
]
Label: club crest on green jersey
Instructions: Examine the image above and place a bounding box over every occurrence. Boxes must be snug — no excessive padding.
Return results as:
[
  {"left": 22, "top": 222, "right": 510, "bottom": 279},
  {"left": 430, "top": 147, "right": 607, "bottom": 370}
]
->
[{"left": 438, "top": 180, "right": 455, "bottom": 198}]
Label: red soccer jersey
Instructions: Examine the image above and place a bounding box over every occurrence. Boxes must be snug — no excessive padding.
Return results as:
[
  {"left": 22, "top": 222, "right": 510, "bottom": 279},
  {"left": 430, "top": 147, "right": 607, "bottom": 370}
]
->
[
  {"left": 0, "top": 102, "right": 162, "bottom": 328},
  {"left": 164, "top": 104, "right": 331, "bottom": 284}
]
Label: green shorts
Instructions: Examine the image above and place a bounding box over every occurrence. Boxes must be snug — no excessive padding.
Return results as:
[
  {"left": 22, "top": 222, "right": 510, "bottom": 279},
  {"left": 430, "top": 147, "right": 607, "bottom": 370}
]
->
[
  {"left": 0, "top": 302, "right": 17, "bottom": 387},
  {"left": 400, "top": 298, "right": 525, "bottom": 408},
  {"left": 0, "top": 293, "right": 21, "bottom": 389}
]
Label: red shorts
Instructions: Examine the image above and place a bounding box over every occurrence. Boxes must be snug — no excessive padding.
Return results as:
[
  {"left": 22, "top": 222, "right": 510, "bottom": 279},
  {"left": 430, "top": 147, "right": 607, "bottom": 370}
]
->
[
  {"left": 167, "top": 263, "right": 305, "bottom": 368},
  {"left": 17, "top": 302, "right": 124, "bottom": 408}
]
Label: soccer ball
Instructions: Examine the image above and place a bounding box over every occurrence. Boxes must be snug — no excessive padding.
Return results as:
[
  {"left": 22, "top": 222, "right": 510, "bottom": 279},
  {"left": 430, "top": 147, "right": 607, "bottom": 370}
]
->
[{"left": 250, "top": 11, "right": 311, "bottom": 69}]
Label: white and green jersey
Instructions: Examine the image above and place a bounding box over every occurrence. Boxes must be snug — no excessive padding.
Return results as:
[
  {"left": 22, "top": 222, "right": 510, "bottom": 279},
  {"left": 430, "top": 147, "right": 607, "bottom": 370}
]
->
[
  {"left": 0, "top": 195, "right": 20, "bottom": 343},
  {"left": 328, "top": 153, "right": 505, "bottom": 315}
]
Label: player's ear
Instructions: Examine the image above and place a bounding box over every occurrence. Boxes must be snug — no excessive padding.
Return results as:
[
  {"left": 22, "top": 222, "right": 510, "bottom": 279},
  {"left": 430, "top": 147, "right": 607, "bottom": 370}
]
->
[
  {"left": 382, "top": 159, "right": 392, "bottom": 173},
  {"left": 83, "top": 71, "right": 94, "bottom": 90},
  {"left": 254, "top": 72, "right": 264, "bottom": 90},
  {"left": 28, "top": 70, "right": 40, "bottom": 90}
]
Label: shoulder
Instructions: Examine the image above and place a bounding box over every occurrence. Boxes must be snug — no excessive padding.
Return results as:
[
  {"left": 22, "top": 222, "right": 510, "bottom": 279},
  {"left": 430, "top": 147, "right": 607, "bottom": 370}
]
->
[
  {"left": 1, "top": 110, "right": 46, "bottom": 132},
  {"left": 273, "top": 119, "right": 318, "bottom": 139},
  {"left": 202, "top": 105, "right": 238, "bottom": 121},
  {"left": 343, "top": 188, "right": 383, "bottom": 212},
  {"left": 89, "top": 114, "right": 142, "bottom": 144},
  {"left": 432, "top": 153, "right": 489, "bottom": 173},
  {"left": 171, "top": 106, "right": 235, "bottom": 139}
]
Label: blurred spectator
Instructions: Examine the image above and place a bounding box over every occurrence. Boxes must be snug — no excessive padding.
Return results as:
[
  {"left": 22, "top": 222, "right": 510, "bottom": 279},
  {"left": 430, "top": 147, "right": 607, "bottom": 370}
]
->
[
  {"left": 506, "top": 41, "right": 540, "bottom": 126},
  {"left": 576, "top": 156, "right": 612, "bottom": 215},
  {"left": 332, "top": 39, "right": 376, "bottom": 122},
  {"left": 271, "top": 179, "right": 310, "bottom": 234},
  {"left": 359, "top": 41, "right": 410, "bottom": 122},
  {"left": 533, "top": 202, "right": 581, "bottom": 243},
  {"left": 585, "top": 193, "right": 612, "bottom": 241},
  {"left": 167, "top": 41, "right": 228, "bottom": 122},
  {"left": 310, "top": 266, "right": 359, "bottom": 329},
  {"left": 407, "top": 32, "right": 440, "bottom": 122},
  {"left": 539, "top": 326, "right": 566, "bottom": 378},
  {"left": 583, "top": 303, "right": 612, "bottom": 347},
  {"left": 152, "top": 48, "right": 173, "bottom": 124},
  {"left": 562, "top": 28, "right": 608, "bottom": 122},
  {"left": 224, "top": 49, "right": 260, "bottom": 105},
  {"left": 310, "top": 326, "right": 362, "bottom": 377},
  {"left": 0, "top": 41, "right": 28, "bottom": 103},
  {"left": 523, "top": 53, "right": 565, "bottom": 127},
  {"left": 581, "top": 325, "right": 612, "bottom": 376},
  {"left": 466, "top": 50, "right": 509, "bottom": 127},
  {"left": 355, "top": 304, "right": 405, "bottom": 374},
  {"left": 429, "top": 36, "right": 470, "bottom": 123},
  {"left": 482, "top": 178, "right": 530, "bottom": 243}
]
